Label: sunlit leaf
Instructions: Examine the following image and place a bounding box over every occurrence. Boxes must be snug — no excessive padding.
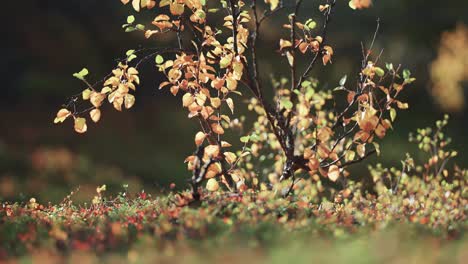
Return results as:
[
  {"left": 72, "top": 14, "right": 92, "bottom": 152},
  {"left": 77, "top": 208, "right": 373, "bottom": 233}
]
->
[
  {"left": 206, "top": 178, "right": 219, "bottom": 191},
  {"left": 54, "top": 109, "right": 71, "bottom": 124},
  {"left": 90, "top": 108, "right": 101, "bottom": 123},
  {"left": 74, "top": 117, "right": 87, "bottom": 133},
  {"left": 328, "top": 165, "right": 340, "bottom": 182}
]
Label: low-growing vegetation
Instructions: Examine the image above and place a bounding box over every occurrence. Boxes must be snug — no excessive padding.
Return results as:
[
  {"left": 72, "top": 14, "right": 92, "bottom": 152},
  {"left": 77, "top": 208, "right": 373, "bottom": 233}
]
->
[{"left": 1, "top": 119, "right": 466, "bottom": 262}]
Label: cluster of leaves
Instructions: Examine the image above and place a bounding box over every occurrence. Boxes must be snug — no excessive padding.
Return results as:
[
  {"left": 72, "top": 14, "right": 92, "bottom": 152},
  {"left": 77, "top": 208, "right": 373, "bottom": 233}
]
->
[{"left": 54, "top": 0, "right": 414, "bottom": 198}]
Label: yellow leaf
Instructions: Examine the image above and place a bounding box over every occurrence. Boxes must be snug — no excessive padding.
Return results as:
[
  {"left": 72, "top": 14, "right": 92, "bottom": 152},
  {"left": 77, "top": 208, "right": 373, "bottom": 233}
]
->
[
  {"left": 210, "top": 97, "right": 221, "bottom": 108},
  {"left": 286, "top": 51, "right": 294, "bottom": 67},
  {"left": 195, "top": 131, "right": 206, "bottom": 146},
  {"left": 205, "top": 145, "right": 220, "bottom": 158},
  {"left": 328, "top": 165, "right": 340, "bottom": 182},
  {"left": 182, "top": 93, "right": 195, "bottom": 107},
  {"left": 132, "top": 0, "right": 140, "bottom": 12},
  {"left": 54, "top": 108, "right": 71, "bottom": 124},
  {"left": 224, "top": 152, "right": 237, "bottom": 164},
  {"left": 101, "top": 87, "right": 112, "bottom": 94},
  {"left": 226, "top": 98, "right": 234, "bottom": 114},
  {"left": 206, "top": 178, "right": 219, "bottom": 192},
  {"left": 221, "top": 141, "right": 232, "bottom": 148},
  {"left": 74, "top": 117, "right": 87, "bottom": 133},
  {"left": 279, "top": 39, "right": 292, "bottom": 50},
  {"left": 90, "top": 109, "right": 101, "bottom": 123},
  {"left": 124, "top": 94, "right": 135, "bottom": 109},
  {"left": 170, "top": 2, "right": 184, "bottom": 15},
  {"left": 90, "top": 92, "right": 105, "bottom": 108},
  {"left": 357, "top": 144, "right": 366, "bottom": 158},
  {"left": 113, "top": 97, "right": 124, "bottom": 111},
  {"left": 82, "top": 89, "right": 92, "bottom": 100}
]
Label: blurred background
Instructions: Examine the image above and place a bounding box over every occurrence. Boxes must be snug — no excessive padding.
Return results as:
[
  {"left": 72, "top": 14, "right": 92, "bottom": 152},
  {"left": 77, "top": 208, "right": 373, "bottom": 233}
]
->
[{"left": 1, "top": 0, "right": 467, "bottom": 203}]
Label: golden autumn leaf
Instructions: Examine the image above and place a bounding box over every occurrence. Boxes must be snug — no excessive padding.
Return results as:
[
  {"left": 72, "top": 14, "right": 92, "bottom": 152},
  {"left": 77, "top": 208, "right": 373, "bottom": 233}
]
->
[
  {"left": 90, "top": 92, "right": 106, "bottom": 108},
  {"left": 113, "top": 97, "right": 124, "bottom": 111},
  {"left": 211, "top": 78, "right": 225, "bottom": 90},
  {"left": 286, "top": 51, "right": 294, "bottom": 67},
  {"left": 232, "top": 59, "right": 244, "bottom": 80},
  {"left": 74, "top": 117, "right": 87, "bottom": 134},
  {"left": 90, "top": 109, "right": 101, "bottom": 123},
  {"left": 132, "top": 0, "right": 140, "bottom": 12},
  {"left": 210, "top": 97, "right": 221, "bottom": 108},
  {"left": 182, "top": 93, "right": 195, "bottom": 107},
  {"left": 54, "top": 108, "right": 71, "bottom": 124},
  {"left": 224, "top": 152, "right": 237, "bottom": 164},
  {"left": 211, "top": 123, "right": 225, "bottom": 135},
  {"left": 221, "top": 141, "right": 232, "bottom": 148},
  {"left": 195, "top": 131, "right": 206, "bottom": 146},
  {"left": 328, "top": 165, "right": 340, "bottom": 182},
  {"left": 124, "top": 94, "right": 136, "bottom": 109},
  {"left": 206, "top": 163, "right": 222, "bottom": 179},
  {"left": 357, "top": 144, "right": 366, "bottom": 158},
  {"left": 205, "top": 145, "right": 220, "bottom": 158},
  {"left": 308, "top": 157, "right": 319, "bottom": 171},
  {"left": 279, "top": 39, "right": 292, "bottom": 50},
  {"left": 226, "top": 98, "right": 234, "bottom": 114},
  {"left": 170, "top": 2, "right": 184, "bottom": 15},
  {"left": 206, "top": 178, "right": 219, "bottom": 192},
  {"left": 265, "top": 0, "right": 279, "bottom": 11},
  {"left": 82, "top": 89, "right": 92, "bottom": 100}
]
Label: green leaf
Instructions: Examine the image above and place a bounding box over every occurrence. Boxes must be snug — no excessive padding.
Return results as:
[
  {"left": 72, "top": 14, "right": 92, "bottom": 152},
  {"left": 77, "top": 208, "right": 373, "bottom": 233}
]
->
[
  {"left": 127, "top": 15, "right": 135, "bottom": 24},
  {"left": 127, "top": 54, "right": 137, "bottom": 62},
  {"left": 345, "top": 150, "right": 355, "bottom": 162},
  {"left": 280, "top": 98, "right": 293, "bottom": 110},
  {"left": 250, "top": 134, "right": 261, "bottom": 142},
  {"left": 220, "top": 56, "right": 231, "bottom": 68},
  {"left": 126, "top": 49, "right": 136, "bottom": 56},
  {"left": 240, "top": 136, "right": 250, "bottom": 143},
  {"left": 403, "top": 69, "right": 411, "bottom": 80},
  {"left": 195, "top": 10, "right": 206, "bottom": 19},
  {"left": 155, "top": 55, "right": 164, "bottom": 64},
  {"left": 125, "top": 27, "right": 137, "bottom": 32},
  {"left": 374, "top": 67, "right": 385, "bottom": 77},
  {"left": 73, "top": 68, "right": 89, "bottom": 80},
  {"left": 304, "top": 19, "right": 317, "bottom": 30},
  {"left": 385, "top": 63, "right": 394, "bottom": 71},
  {"left": 301, "top": 80, "right": 311, "bottom": 88},
  {"left": 390, "top": 108, "right": 397, "bottom": 122}
]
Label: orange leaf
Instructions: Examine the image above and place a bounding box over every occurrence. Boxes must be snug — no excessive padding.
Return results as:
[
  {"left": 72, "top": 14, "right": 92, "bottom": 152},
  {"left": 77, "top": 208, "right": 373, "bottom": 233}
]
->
[
  {"left": 211, "top": 123, "right": 225, "bottom": 135},
  {"left": 54, "top": 109, "right": 71, "bottom": 124}
]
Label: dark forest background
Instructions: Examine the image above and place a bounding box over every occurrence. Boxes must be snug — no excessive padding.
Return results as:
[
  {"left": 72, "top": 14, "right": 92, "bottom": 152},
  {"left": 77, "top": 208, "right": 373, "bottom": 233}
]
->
[{"left": 1, "top": 0, "right": 467, "bottom": 202}]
